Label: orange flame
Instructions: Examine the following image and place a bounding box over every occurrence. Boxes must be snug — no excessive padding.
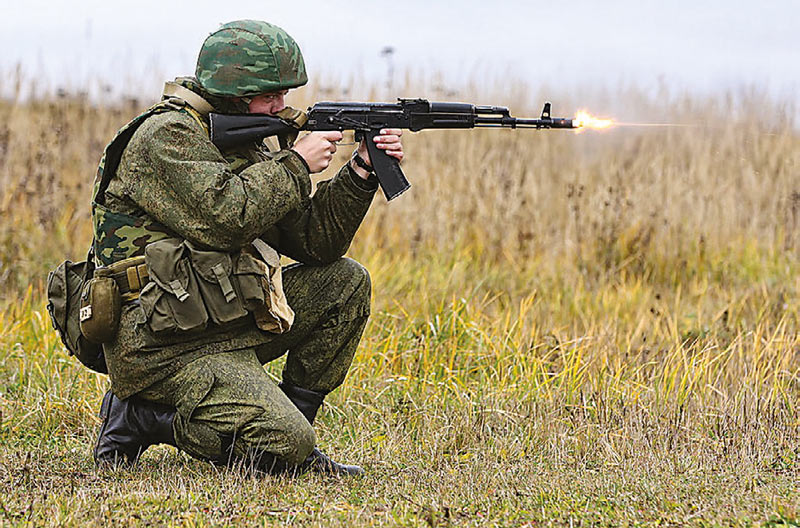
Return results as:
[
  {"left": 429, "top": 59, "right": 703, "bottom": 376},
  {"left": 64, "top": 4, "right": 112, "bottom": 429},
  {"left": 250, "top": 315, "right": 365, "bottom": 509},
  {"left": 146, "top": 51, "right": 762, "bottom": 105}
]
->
[{"left": 574, "top": 110, "right": 614, "bottom": 133}]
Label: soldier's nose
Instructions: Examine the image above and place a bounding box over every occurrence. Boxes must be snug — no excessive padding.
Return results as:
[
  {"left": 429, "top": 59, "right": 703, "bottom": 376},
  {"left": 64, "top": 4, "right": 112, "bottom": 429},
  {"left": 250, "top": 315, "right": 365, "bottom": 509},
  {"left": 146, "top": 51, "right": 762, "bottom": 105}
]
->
[{"left": 271, "top": 96, "right": 286, "bottom": 113}]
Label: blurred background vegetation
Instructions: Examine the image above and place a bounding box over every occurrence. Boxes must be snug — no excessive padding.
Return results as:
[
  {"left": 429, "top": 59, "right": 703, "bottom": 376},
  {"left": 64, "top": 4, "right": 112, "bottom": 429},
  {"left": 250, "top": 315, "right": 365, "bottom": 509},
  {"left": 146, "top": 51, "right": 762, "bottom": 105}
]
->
[{"left": 1, "top": 72, "right": 797, "bottom": 296}]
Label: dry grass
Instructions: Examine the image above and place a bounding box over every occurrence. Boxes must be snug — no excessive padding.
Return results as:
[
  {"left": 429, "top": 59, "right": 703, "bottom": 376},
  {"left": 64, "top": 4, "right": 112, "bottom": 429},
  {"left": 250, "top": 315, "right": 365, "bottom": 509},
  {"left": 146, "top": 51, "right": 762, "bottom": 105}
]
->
[{"left": 0, "top": 74, "right": 798, "bottom": 526}]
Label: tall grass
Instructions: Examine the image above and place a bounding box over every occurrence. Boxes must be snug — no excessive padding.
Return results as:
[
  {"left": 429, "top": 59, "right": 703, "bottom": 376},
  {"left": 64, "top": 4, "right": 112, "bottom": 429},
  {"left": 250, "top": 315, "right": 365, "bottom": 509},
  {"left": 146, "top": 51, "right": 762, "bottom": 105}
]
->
[
  {"left": 0, "top": 74, "right": 798, "bottom": 525},
  {"left": 1, "top": 78, "right": 798, "bottom": 291}
]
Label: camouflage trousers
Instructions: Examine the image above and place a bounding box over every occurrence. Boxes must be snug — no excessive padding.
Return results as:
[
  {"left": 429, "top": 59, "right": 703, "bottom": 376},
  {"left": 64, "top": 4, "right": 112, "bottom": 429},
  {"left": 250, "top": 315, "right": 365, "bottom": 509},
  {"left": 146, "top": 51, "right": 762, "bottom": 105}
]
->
[{"left": 137, "top": 258, "right": 371, "bottom": 467}]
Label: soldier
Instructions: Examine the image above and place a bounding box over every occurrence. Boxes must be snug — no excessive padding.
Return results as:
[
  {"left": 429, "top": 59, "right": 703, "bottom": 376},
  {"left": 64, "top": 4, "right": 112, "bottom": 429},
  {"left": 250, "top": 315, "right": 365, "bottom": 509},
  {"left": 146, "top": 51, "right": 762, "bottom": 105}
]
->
[{"left": 91, "top": 20, "right": 404, "bottom": 476}]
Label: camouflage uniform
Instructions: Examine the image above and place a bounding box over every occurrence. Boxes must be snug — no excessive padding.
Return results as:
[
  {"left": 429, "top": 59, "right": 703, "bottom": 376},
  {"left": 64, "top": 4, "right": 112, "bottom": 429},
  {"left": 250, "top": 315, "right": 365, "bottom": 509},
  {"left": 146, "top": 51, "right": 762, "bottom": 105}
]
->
[{"left": 94, "top": 22, "right": 378, "bottom": 471}]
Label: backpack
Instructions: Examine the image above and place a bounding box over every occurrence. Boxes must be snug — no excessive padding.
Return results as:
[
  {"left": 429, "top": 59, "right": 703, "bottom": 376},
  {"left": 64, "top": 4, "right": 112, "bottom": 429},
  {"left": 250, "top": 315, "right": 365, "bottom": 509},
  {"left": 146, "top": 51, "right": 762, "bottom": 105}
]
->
[{"left": 46, "top": 250, "right": 107, "bottom": 373}]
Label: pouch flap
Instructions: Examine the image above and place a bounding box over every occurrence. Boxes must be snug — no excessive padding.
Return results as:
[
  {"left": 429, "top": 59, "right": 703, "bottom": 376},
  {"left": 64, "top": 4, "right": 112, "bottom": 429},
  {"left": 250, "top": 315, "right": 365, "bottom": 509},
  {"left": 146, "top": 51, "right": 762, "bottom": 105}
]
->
[
  {"left": 144, "top": 238, "right": 190, "bottom": 296},
  {"left": 234, "top": 252, "right": 269, "bottom": 275},
  {"left": 138, "top": 282, "right": 160, "bottom": 319},
  {"left": 185, "top": 244, "right": 234, "bottom": 282}
]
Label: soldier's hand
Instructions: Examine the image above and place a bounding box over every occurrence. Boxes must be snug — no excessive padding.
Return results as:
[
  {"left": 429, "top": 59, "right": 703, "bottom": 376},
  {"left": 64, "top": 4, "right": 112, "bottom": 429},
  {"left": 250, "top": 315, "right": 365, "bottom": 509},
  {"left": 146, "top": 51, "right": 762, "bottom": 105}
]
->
[
  {"left": 357, "top": 129, "right": 404, "bottom": 164},
  {"left": 292, "top": 131, "right": 343, "bottom": 173},
  {"left": 350, "top": 129, "right": 404, "bottom": 180}
]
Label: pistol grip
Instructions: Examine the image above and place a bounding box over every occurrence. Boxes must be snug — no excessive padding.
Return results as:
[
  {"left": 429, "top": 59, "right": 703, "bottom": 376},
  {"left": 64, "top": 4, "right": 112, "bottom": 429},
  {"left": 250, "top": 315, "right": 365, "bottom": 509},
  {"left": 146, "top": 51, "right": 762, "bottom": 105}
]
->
[{"left": 364, "top": 129, "right": 411, "bottom": 201}]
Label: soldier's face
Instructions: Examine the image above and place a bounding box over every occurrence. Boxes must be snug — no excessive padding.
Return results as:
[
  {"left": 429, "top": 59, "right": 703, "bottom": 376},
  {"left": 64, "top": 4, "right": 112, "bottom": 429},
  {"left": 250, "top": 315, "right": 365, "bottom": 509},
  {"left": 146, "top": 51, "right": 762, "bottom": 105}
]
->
[{"left": 247, "top": 90, "right": 290, "bottom": 115}]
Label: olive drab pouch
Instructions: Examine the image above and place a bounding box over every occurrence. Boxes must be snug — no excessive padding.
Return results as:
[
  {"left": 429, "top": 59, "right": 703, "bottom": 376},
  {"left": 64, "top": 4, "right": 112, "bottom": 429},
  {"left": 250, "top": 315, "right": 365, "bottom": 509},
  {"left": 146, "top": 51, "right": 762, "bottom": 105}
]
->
[
  {"left": 235, "top": 239, "right": 294, "bottom": 333},
  {"left": 185, "top": 242, "right": 248, "bottom": 325},
  {"left": 78, "top": 273, "right": 121, "bottom": 344},
  {"left": 46, "top": 255, "right": 108, "bottom": 374},
  {"left": 139, "top": 238, "right": 208, "bottom": 334},
  {"left": 138, "top": 237, "right": 293, "bottom": 336}
]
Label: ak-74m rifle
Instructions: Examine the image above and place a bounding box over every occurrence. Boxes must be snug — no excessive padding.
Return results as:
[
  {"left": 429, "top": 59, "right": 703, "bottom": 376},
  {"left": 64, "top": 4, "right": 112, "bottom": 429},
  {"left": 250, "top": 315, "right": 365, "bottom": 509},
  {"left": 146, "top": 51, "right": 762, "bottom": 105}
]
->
[{"left": 209, "top": 99, "right": 579, "bottom": 201}]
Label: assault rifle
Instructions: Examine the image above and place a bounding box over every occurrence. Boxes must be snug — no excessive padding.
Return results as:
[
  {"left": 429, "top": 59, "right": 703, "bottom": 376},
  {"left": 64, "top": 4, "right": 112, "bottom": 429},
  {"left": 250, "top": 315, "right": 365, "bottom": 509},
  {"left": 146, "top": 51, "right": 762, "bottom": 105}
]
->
[{"left": 209, "top": 99, "right": 578, "bottom": 201}]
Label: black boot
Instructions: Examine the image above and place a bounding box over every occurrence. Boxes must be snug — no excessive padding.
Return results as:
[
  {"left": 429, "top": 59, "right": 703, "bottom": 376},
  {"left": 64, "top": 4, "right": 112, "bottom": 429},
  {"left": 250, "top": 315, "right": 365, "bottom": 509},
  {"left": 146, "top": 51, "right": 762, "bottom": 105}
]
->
[
  {"left": 279, "top": 382, "right": 365, "bottom": 476},
  {"left": 94, "top": 390, "right": 176, "bottom": 467}
]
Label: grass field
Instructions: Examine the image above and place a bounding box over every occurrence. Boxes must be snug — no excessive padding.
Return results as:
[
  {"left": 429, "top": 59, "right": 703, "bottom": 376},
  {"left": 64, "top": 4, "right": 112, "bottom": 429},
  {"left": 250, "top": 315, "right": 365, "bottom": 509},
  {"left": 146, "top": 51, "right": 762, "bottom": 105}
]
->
[{"left": 0, "top": 78, "right": 799, "bottom": 526}]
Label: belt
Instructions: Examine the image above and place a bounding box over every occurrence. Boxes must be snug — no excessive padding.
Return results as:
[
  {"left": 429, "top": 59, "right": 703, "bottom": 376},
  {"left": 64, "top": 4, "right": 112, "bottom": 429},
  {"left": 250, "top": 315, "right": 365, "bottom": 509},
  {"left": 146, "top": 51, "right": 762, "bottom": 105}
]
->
[{"left": 96, "top": 256, "right": 149, "bottom": 301}]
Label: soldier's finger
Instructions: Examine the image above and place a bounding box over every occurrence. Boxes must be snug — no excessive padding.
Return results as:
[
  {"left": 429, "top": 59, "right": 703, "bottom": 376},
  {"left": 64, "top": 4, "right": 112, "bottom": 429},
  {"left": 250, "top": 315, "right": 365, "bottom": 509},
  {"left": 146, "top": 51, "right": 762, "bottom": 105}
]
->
[
  {"left": 379, "top": 142, "right": 403, "bottom": 151},
  {"left": 379, "top": 128, "right": 403, "bottom": 137},
  {"left": 322, "top": 131, "right": 344, "bottom": 142},
  {"left": 387, "top": 150, "right": 404, "bottom": 161},
  {"left": 373, "top": 134, "right": 401, "bottom": 143}
]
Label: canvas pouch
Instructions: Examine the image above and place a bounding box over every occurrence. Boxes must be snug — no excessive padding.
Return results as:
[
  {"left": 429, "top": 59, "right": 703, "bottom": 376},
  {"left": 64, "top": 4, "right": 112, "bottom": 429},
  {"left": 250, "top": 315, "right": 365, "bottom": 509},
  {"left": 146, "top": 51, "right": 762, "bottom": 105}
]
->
[
  {"left": 78, "top": 274, "right": 122, "bottom": 344},
  {"left": 137, "top": 237, "right": 293, "bottom": 336},
  {"left": 46, "top": 255, "right": 108, "bottom": 373}
]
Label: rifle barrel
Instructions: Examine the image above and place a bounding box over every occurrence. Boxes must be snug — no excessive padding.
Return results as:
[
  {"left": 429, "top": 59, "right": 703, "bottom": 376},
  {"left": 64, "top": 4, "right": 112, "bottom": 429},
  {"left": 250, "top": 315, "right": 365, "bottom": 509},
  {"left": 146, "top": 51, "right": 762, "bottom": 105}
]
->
[{"left": 474, "top": 116, "right": 577, "bottom": 129}]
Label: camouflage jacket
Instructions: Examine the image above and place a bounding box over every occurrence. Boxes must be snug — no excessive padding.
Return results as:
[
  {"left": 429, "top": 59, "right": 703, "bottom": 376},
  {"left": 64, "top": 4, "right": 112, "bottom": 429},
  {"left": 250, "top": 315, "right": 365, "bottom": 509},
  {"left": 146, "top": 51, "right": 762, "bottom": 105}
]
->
[{"left": 96, "top": 85, "right": 378, "bottom": 399}]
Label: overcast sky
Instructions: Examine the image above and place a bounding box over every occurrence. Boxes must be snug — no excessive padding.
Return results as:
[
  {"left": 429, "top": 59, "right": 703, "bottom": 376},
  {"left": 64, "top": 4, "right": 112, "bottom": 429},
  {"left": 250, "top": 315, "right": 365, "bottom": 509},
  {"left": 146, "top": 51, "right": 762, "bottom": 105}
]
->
[{"left": 2, "top": 0, "right": 798, "bottom": 105}]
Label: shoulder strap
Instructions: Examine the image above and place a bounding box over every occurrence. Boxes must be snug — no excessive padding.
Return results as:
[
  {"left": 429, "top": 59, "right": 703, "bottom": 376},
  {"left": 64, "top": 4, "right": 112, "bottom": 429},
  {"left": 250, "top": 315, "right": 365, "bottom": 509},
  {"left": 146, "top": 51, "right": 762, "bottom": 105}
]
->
[
  {"left": 162, "top": 81, "right": 214, "bottom": 116},
  {"left": 92, "top": 106, "right": 164, "bottom": 206},
  {"left": 93, "top": 84, "right": 217, "bottom": 207}
]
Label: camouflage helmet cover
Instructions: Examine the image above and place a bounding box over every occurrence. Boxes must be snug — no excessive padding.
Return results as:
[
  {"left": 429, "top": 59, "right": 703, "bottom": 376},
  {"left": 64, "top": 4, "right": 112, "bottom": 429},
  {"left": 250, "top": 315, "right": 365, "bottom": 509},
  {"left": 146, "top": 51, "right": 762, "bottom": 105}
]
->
[{"left": 196, "top": 20, "right": 308, "bottom": 97}]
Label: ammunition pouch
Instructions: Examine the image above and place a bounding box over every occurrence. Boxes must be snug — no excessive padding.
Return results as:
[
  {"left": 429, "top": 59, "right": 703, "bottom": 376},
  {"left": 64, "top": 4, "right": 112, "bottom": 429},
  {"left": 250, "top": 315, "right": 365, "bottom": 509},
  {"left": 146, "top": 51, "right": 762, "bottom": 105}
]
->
[{"left": 137, "top": 237, "right": 294, "bottom": 336}]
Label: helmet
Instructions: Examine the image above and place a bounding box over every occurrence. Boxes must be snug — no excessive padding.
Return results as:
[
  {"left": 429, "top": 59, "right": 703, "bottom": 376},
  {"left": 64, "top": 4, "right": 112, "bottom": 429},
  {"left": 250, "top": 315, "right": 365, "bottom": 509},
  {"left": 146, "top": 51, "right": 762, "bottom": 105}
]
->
[{"left": 195, "top": 20, "right": 308, "bottom": 97}]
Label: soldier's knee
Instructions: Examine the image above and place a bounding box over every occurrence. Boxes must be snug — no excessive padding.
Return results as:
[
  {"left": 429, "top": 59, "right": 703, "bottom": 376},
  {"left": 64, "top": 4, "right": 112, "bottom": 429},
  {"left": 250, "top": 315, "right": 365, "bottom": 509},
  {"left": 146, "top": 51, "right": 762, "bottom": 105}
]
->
[
  {"left": 279, "top": 412, "right": 316, "bottom": 465},
  {"left": 294, "top": 419, "right": 316, "bottom": 462},
  {"left": 337, "top": 257, "right": 371, "bottom": 304},
  {"left": 242, "top": 411, "right": 316, "bottom": 467}
]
